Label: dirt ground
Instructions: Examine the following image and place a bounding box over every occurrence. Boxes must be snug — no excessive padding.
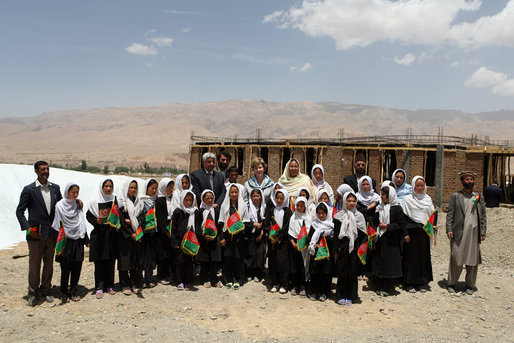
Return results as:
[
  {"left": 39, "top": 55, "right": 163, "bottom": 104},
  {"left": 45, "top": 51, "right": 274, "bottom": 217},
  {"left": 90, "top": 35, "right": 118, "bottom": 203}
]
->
[{"left": 1, "top": 208, "right": 513, "bottom": 343}]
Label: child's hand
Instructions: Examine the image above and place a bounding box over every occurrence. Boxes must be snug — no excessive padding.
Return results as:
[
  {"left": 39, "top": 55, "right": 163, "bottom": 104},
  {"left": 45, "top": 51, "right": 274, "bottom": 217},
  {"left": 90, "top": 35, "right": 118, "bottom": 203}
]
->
[
  {"left": 96, "top": 217, "right": 103, "bottom": 224},
  {"left": 378, "top": 223, "right": 387, "bottom": 230},
  {"left": 220, "top": 239, "right": 226, "bottom": 247},
  {"left": 404, "top": 235, "right": 410, "bottom": 243}
]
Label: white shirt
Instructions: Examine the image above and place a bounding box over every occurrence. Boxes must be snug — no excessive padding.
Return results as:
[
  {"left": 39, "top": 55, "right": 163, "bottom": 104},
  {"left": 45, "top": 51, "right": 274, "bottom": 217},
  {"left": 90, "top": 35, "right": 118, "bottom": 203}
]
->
[{"left": 36, "top": 180, "right": 52, "bottom": 214}]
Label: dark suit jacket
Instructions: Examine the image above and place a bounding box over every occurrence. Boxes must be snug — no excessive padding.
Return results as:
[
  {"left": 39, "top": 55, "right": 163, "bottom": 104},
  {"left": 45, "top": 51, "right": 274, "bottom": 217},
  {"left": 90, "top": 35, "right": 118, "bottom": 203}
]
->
[
  {"left": 343, "top": 174, "right": 377, "bottom": 193},
  {"left": 446, "top": 190, "right": 487, "bottom": 242},
  {"left": 190, "top": 168, "right": 227, "bottom": 207},
  {"left": 483, "top": 185, "right": 503, "bottom": 208},
  {"left": 16, "top": 181, "right": 62, "bottom": 241}
]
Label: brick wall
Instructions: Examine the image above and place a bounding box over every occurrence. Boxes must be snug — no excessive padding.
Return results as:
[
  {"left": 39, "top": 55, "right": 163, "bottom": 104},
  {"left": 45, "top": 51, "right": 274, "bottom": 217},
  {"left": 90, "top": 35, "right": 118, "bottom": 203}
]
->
[
  {"left": 268, "top": 147, "right": 282, "bottom": 181},
  {"left": 323, "top": 146, "right": 343, "bottom": 189}
]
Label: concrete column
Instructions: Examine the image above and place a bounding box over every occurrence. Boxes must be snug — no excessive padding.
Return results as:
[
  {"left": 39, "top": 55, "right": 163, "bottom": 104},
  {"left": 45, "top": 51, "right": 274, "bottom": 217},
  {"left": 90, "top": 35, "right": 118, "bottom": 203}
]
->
[{"left": 435, "top": 145, "right": 444, "bottom": 209}]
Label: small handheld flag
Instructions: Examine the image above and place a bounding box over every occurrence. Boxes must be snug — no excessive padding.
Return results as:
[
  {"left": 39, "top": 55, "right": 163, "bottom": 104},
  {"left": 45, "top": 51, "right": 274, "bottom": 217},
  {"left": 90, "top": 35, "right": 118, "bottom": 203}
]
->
[
  {"left": 367, "top": 223, "right": 377, "bottom": 249},
  {"left": 55, "top": 225, "right": 66, "bottom": 257},
  {"left": 357, "top": 241, "right": 368, "bottom": 265},
  {"left": 423, "top": 210, "right": 438, "bottom": 239},
  {"left": 26, "top": 226, "right": 38, "bottom": 237},
  {"left": 472, "top": 194, "right": 480, "bottom": 204},
  {"left": 203, "top": 213, "right": 218, "bottom": 239},
  {"left": 135, "top": 226, "right": 144, "bottom": 241},
  {"left": 226, "top": 211, "right": 245, "bottom": 236},
  {"left": 314, "top": 235, "right": 330, "bottom": 261},
  {"left": 296, "top": 222, "right": 308, "bottom": 251},
  {"left": 269, "top": 216, "right": 282, "bottom": 244},
  {"left": 106, "top": 198, "right": 121, "bottom": 229},
  {"left": 144, "top": 206, "right": 157, "bottom": 231},
  {"left": 165, "top": 221, "right": 172, "bottom": 238},
  {"left": 181, "top": 228, "right": 200, "bottom": 256}
]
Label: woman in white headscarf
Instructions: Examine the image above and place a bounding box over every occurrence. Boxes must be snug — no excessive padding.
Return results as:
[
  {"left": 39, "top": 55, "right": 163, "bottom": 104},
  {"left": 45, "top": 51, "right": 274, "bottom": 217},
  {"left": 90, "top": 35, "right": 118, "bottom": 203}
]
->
[
  {"left": 356, "top": 175, "right": 380, "bottom": 223},
  {"left": 218, "top": 183, "right": 250, "bottom": 290},
  {"left": 194, "top": 189, "right": 223, "bottom": 288},
  {"left": 401, "top": 176, "right": 435, "bottom": 293},
  {"left": 52, "top": 182, "right": 89, "bottom": 303},
  {"left": 311, "top": 164, "right": 335, "bottom": 204},
  {"left": 371, "top": 185, "right": 406, "bottom": 296},
  {"left": 333, "top": 192, "right": 366, "bottom": 305},
  {"left": 86, "top": 178, "right": 117, "bottom": 299},
  {"left": 117, "top": 179, "right": 144, "bottom": 295},
  {"left": 308, "top": 188, "right": 333, "bottom": 219},
  {"left": 278, "top": 159, "right": 314, "bottom": 204},
  {"left": 392, "top": 169, "right": 412, "bottom": 205},
  {"left": 171, "top": 174, "right": 192, "bottom": 210},
  {"left": 307, "top": 202, "right": 335, "bottom": 302},
  {"left": 138, "top": 178, "right": 159, "bottom": 288},
  {"left": 171, "top": 190, "right": 197, "bottom": 291},
  {"left": 245, "top": 188, "right": 267, "bottom": 282},
  {"left": 264, "top": 189, "right": 292, "bottom": 294},
  {"left": 155, "top": 178, "right": 175, "bottom": 285},
  {"left": 287, "top": 196, "right": 311, "bottom": 296}
]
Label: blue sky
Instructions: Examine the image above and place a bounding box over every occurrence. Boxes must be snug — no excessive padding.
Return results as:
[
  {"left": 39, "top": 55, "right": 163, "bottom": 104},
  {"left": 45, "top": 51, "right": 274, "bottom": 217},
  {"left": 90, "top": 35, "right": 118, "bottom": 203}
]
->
[{"left": 1, "top": 0, "right": 513, "bottom": 117}]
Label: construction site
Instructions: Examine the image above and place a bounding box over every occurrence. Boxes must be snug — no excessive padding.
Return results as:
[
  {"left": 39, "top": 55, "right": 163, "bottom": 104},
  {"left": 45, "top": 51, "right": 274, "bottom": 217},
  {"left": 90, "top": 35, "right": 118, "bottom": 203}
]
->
[{"left": 188, "top": 133, "right": 514, "bottom": 207}]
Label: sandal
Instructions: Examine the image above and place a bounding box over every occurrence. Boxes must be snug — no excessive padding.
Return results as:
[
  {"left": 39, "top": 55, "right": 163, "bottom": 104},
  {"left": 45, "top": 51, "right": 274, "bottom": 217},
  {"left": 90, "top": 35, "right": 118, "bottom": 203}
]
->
[
  {"left": 299, "top": 289, "right": 306, "bottom": 297},
  {"left": 232, "top": 283, "right": 240, "bottom": 290},
  {"left": 319, "top": 294, "right": 327, "bottom": 302},
  {"left": 226, "top": 282, "right": 233, "bottom": 289},
  {"left": 177, "top": 283, "right": 185, "bottom": 290},
  {"left": 107, "top": 288, "right": 116, "bottom": 295},
  {"left": 337, "top": 298, "right": 346, "bottom": 305},
  {"left": 122, "top": 288, "right": 132, "bottom": 296},
  {"left": 345, "top": 299, "right": 352, "bottom": 306},
  {"left": 95, "top": 290, "right": 103, "bottom": 299},
  {"left": 71, "top": 295, "right": 80, "bottom": 302}
]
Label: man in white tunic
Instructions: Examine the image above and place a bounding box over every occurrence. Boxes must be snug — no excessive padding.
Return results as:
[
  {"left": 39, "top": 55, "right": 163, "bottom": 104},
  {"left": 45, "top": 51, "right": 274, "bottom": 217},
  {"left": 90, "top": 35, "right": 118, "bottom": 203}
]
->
[{"left": 446, "top": 171, "right": 487, "bottom": 295}]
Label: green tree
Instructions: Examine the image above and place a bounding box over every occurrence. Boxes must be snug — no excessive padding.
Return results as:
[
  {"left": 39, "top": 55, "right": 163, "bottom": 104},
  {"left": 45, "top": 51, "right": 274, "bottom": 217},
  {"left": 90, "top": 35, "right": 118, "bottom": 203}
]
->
[
  {"left": 103, "top": 165, "right": 109, "bottom": 174},
  {"left": 80, "top": 160, "right": 87, "bottom": 171}
]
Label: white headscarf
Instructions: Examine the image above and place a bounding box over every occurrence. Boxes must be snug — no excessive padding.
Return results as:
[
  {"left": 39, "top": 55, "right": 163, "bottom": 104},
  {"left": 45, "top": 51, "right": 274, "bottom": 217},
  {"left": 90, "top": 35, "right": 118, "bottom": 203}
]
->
[
  {"left": 219, "top": 183, "right": 250, "bottom": 231},
  {"left": 140, "top": 178, "right": 158, "bottom": 208},
  {"left": 335, "top": 192, "right": 364, "bottom": 253},
  {"left": 401, "top": 176, "right": 434, "bottom": 225},
  {"left": 314, "top": 187, "right": 332, "bottom": 207},
  {"left": 288, "top": 196, "right": 311, "bottom": 239},
  {"left": 308, "top": 203, "right": 335, "bottom": 255},
  {"left": 171, "top": 174, "right": 192, "bottom": 212},
  {"left": 277, "top": 159, "right": 314, "bottom": 201},
  {"left": 376, "top": 186, "right": 399, "bottom": 237},
  {"left": 158, "top": 178, "right": 174, "bottom": 220},
  {"left": 199, "top": 189, "right": 216, "bottom": 228},
  {"left": 310, "top": 164, "right": 335, "bottom": 203},
  {"left": 52, "top": 183, "right": 87, "bottom": 239},
  {"left": 88, "top": 178, "right": 115, "bottom": 218},
  {"left": 356, "top": 175, "right": 380, "bottom": 206},
  {"left": 271, "top": 189, "right": 289, "bottom": 228},
  {"left": 248, "top": 188, "right": 266, "bottom": 223},
  {"left": 179, "top": 190, "right": 197, "bottom": 231},
  {"left": 297, "top": 187, "right": 313, "bottom": 205},
  {"left": 119, "top": 179, "right": 144, "bottom": 233}
]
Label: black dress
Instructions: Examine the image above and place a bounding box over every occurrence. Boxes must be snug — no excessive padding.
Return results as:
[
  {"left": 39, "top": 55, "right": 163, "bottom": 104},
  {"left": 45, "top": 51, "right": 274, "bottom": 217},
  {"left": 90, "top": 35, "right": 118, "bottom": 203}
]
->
[
  {"left": 221, "top": 205, "right": 250, "bottom": 284},
  {"left": 244, "top": 209, "right": 267, "bottom": 278},
  {"left": 171, "top": 208, "right": 195, "bottom": 285},
  {"left": 263, "top": 205, "right": 292, "bottom": 289},
  {"left": 307, "top": 226, "right": 334, "bottom": 296},
  {"left": 371, "top": 206, "right": 406, "bottom": 287},
  {"left": 333, "top": 220, "right": 360, "bottom": 301},
  {"left": 402, "top": 217, "right": 433, "bottom": 287},
  {"left": 195, "top": 207, "right": 222, "bottom": 284},
  {"left": 117, "top": 206, "right": 143, "bottom": 271},
  {"left": 155, "top": 196, "right": 173, "bottom": 280},
  {"left": 288, "top": 217, "right": 306, "bottom": 288},
  {"left": 138, "top": 202, "right": 158, "bottom": 272}
]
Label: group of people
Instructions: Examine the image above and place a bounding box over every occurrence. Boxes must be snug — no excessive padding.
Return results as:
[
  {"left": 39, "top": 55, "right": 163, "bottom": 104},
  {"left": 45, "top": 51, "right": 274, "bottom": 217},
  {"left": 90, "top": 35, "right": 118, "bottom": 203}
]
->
[{"left": 16, "top": 154, "right": 487, "bottom": 306}]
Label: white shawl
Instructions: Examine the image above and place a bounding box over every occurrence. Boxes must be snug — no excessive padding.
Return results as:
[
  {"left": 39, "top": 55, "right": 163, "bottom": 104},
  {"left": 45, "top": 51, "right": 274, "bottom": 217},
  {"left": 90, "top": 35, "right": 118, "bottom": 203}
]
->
[
  {"left": 310, "top": 164, "right": 335, "bottom": 204},
  {"left": 219, "top": 183, "right": 250, "bottom": 231},
  {"left": 248, "top": 188, "right": 266, "bottom": 224},
  {"left": 401, "top": 176, "right": 434, "bottom": 225},
  {"left": 119, "top": 179, "right": 144, "bottom": 233},
  {"left": 158, "top": 178, "right": 174, "bottom": 220},
  {"left": 171, "top": 174, "right": 192, "bottom": 213},
  {"left": 52, "top": 183, "right": 87, "bottom": 239},
  {"left": 357, "top": 175, "right": 380, "bottom": 206},
  {"left": 288, "top": 196, "right": 312, "bottom": 239},
  {"left": 179, "top": 190, "right": 197, "bottom": 231},
  {"left": 308, "top": 203, "right": 335, "bottom": 255},
  {"left": 199, "top": 189, "right": 216, "bottom": 228},
  {"left": 376, "top": 186, "right": 399, "bottom": 237},
  {"left": 88, "top": 178, "right": 115, "bottom": 218},
  {"left": 271, "top": 189, "right": 289, "bottom": 229}
]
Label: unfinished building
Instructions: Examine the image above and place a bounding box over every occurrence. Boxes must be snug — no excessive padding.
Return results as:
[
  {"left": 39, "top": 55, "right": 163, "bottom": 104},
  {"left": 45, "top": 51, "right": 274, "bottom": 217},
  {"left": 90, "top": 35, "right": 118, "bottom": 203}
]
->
[{"left": 188, "top": 134, "right": 514, "bottom": 207}]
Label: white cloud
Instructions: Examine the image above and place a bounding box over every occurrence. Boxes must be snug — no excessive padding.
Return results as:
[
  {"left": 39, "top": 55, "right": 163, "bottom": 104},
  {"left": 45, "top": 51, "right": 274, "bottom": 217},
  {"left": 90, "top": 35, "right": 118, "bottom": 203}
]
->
[
  {"left": 265, "top": 0, "right": 514, "bottom": 50},
  {"left": 148, "top": 37, "right": 174, "bottom": 47},
  {"left": 394, "top": 53, "right": 416, "bottom": 66},
  {"left": 125, "top": 43, "right": 157, "bottom": 56},
  {"left": 181, "top": 27, "right": 192, "bottom": 33},
  {"left": 465, "top": 67, "right": 514, "bottom": 96},
  {"left": 144, "top": 29, "right": 157, "bottom": 36},
  {"left": 450, "top": 58, "right": 479, "bottom": 67},
  {"left": 290, "top": 62, "right": 314, "bottom": 73}
]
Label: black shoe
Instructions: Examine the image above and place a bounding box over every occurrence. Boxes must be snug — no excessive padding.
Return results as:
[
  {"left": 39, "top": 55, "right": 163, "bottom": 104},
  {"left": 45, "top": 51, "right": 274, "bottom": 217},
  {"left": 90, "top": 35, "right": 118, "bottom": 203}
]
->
[
  {"left": 465, "top": 287, "right": 474, "bottom": 295},
  {"left": 28, "top": 296, "right": 37, "bottom": 307}
]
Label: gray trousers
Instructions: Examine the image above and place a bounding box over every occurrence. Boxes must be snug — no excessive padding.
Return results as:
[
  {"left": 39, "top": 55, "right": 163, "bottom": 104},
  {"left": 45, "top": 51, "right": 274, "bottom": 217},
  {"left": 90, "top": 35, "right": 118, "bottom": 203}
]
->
[
  {"left": 448, "top": 260, "right": 478, "bottom": 289},
  {"left": 27, "top": 238, "right": 56, "bottom": 295}
]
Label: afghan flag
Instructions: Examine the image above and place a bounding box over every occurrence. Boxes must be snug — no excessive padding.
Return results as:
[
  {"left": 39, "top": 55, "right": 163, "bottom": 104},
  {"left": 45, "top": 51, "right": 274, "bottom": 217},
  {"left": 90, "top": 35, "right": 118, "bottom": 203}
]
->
[
  {"left": 367, "top": 223, "right": 377, "bottom": 249},
  {"left": 423, "top": 210, "right": 438, "bottom": 239},
  {"left": 357, "top": 241, "right": 368, "bottom": 265},
  {"left": 226, "top": 211, "right": 245, "bottom": 236},
  {"left": 332, "top": 203, "right": 340, "bottom": 219},
  {"left": 472, "top": 194, "right": 480, "bottom": 204},
  {"left": 296, "top": 222, "right": 308, "bottom": 251},
  {"left": 135, "top": 226, "right": 144, "bottom": 241},
  {"left": 290, "top": 201, "right": 295, "bottom": 212},
  {"left": 269, "top": 216, "right": 281, "bottom": 244},
  {"left": 26, "top": 226, "right": 38, "bottom": 237},
  {"left": 165, "top": 221, "right": 172, "bottom": 238},
  {"left": 106, "top": 198, "right": 121, "bottom": 229},
  {"left": 55, "top": 226, "right": 66, "bottom": 257},
  {"left": 314, "top": 235, "right": 330, "bottom": 261},
  {"left": 203, "top": 213, "right": 217, "bottom": 239},
  {"left": 181, "top": 229, "right": 200, "bottom": 256},
  {"left": 144, "top": 206, "right": 157, "bottom": 231}
]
